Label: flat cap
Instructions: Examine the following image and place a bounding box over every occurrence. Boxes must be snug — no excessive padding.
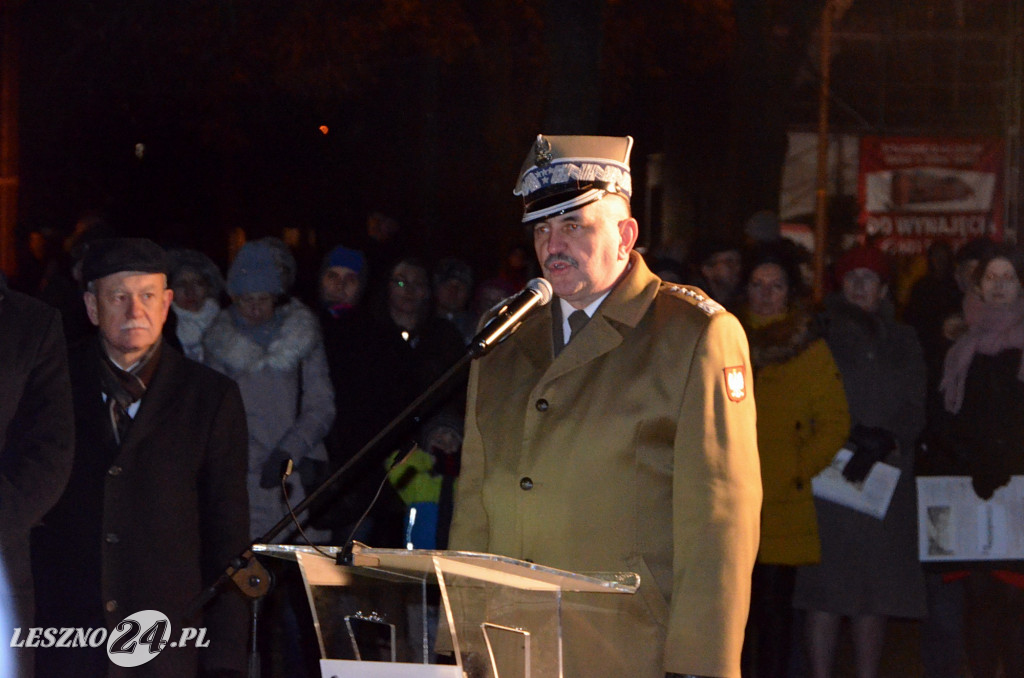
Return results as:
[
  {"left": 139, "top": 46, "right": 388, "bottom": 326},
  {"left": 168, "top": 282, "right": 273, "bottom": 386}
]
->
[
  {"left": 82, "top": 237, "right": 168, "bottom": 285},
  {"left": 513, "top": 134, "right": 633, "bottom": 223}
]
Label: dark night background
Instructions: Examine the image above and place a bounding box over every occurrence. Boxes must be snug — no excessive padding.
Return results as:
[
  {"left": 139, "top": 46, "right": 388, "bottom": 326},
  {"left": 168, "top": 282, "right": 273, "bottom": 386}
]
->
[{"left": 8, "top": 0, "right": 1021, "bottom": 280}]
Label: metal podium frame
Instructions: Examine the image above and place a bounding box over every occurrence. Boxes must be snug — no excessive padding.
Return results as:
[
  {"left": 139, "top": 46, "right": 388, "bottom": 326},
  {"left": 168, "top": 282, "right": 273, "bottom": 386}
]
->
[{"left": 254, "top": 543, "right": 638, "bottom": 678}]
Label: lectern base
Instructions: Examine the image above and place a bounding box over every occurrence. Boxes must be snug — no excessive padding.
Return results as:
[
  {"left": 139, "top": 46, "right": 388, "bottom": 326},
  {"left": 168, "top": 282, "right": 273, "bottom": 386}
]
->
[{"left": 320, "top": 658, "right": 462, "bottom": 678}]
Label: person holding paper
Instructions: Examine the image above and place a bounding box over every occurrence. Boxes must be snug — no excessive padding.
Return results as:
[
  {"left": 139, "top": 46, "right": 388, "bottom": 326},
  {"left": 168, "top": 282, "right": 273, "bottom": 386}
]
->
[
  {"left": 937, "top": 243, "right": 1024, "bottom": 678},
  {"left": 793, "top": 245, "right": 927, "bottom": 678}
]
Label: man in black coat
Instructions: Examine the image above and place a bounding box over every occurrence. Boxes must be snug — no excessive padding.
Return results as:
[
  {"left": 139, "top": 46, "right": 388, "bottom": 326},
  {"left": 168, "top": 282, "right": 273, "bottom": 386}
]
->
[
  {"left": 0, "top": 272, "right": 75, "bottom": 678},
  {"left": 31, "top": 239, "right": 250, "bottom": 678}
]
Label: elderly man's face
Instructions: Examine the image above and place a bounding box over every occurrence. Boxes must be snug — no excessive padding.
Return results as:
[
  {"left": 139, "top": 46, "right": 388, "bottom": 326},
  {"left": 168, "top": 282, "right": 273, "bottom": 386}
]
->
[
  {"left": 85, "top": 272, "right": 173, "bottom": 367},
  {"left": 532, "top": 197, "right": 637, "bottom": 309}
]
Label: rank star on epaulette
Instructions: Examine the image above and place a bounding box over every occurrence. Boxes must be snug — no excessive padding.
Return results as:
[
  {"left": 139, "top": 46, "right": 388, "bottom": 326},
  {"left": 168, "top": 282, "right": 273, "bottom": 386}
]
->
[
  {"left": 698, "top": 298, "right": 725, "bottom": 315},
  {"left": 662, "top": 284, "right": 724, "bottom": 315},
  {"left": 724, "top": 366, "right": 746, "bottom": 402}
]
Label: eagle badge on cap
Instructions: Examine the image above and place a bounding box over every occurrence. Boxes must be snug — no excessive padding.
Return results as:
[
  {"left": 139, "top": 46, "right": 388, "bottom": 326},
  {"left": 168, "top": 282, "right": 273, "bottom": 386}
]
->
[
  {"left": 534, "top": 135, "right": 553, "bottom": 166},
  {"left": 724, "top": 366, "right": 747, "bottom": 402},
  {"left": 514, "top": 134, "right": 634, "bottom": 223}
]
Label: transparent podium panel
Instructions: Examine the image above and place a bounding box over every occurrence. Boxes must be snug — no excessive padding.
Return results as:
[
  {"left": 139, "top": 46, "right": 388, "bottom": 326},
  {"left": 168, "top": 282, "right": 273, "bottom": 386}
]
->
[{"left": 254, "top": 544, "right": 638, "bottom": 678}]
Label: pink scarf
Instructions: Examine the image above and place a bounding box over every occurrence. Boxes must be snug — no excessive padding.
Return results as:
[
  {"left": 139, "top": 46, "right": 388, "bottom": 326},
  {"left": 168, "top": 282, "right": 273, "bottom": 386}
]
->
[{"left": 940, "top": 293, "right": 1024, "bottom": 413}]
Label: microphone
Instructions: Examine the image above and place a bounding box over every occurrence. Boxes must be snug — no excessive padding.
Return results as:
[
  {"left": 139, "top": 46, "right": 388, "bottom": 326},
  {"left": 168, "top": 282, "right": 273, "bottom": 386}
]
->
[{"left": 470, "top": 277, "right": 553, "bottom": 357}]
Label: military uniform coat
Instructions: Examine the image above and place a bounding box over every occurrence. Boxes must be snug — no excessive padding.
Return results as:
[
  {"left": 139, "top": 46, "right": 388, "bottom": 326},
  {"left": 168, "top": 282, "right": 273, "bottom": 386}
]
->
[
  {"left": 449, "top": 253, "right": 762, "bottom": 678},
  {"left": 32, "top": 338, "right": 250, "bottom": 678}
]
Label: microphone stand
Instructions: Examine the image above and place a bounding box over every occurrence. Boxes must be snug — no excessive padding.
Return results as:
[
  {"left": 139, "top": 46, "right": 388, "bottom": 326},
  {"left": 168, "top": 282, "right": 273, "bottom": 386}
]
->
[{"left": 187, "top": 287, "right": 544, "bottom": 677}]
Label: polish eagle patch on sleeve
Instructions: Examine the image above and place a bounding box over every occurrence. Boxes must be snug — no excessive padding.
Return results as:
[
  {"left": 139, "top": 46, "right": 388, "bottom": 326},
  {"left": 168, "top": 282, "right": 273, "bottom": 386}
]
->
[{"left": 724, "top": 365, "right": 747, "bottom": 402}]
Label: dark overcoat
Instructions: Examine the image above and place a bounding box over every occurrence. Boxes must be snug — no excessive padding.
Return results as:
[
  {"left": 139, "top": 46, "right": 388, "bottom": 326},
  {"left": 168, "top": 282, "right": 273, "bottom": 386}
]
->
[
  {"left": 0, "top": 278, "right": 75, "bottom": 677},
  {"left": 32, "top": 338, "right": 250, "bottom": 678},
  {"left": 794, "top": 295, "right": 927, "bottom": 618}
]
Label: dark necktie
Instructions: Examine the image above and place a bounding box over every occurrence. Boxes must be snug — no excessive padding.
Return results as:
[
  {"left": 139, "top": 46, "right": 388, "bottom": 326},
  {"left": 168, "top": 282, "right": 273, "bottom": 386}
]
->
[{"left": 567, "top": 309, "right": 589, "bottom": 343}]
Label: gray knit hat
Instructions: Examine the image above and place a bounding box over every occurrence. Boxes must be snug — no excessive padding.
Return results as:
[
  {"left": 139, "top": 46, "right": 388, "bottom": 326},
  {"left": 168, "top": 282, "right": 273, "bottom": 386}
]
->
[{"left": 226, "top": 242, "right": 284, "bottom": 296}]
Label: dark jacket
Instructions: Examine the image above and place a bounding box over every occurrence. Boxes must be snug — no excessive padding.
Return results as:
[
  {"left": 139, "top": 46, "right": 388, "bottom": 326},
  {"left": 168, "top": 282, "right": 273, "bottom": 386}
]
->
[
  {"left": 0, "top": 276, "right": 75, "bottom": 676},
  {"left": 32, "top": 338, "right": 250, "bottom": 678},
  {"left": 318, "top": 306, "right": 412, "bottom": 542},
  {"left": 946, "top": 348, "right": 1024, "bottom": 487}
]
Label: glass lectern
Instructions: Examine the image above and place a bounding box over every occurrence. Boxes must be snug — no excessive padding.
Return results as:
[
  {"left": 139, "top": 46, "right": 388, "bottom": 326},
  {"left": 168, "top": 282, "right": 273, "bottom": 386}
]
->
[{"left": 253, "top": 543, "right": 638, "bottom": 678}]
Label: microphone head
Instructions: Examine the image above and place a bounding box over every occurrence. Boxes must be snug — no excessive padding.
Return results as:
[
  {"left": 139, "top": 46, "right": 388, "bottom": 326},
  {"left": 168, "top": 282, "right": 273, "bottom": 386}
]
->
[{"left": 527, "top": 277, "right": 554, "bottom": 306}]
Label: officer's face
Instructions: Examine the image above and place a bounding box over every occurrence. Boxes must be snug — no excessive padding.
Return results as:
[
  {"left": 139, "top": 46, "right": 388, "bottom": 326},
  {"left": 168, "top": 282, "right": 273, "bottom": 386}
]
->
[
  {"left": 532, "top": 197, "right": 637, "bottom": 309},
  {"left": 85, "top": 272, "right": 172, "bottom": 367}
]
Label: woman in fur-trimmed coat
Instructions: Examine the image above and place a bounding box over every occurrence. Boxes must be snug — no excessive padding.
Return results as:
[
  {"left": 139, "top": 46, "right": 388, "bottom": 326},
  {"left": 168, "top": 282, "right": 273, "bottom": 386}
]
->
[
  {"left": 737, "top": 246, "right": 850, "bottom": 678},
  {"left": 203, "top": 242, "right": 335, "bottom": 543}
]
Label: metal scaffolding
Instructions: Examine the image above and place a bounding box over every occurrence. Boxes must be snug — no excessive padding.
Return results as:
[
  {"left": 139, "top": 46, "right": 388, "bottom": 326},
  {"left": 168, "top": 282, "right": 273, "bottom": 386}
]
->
[{"left": 792, "top": 0, "right": 1024, "bottom": 240}]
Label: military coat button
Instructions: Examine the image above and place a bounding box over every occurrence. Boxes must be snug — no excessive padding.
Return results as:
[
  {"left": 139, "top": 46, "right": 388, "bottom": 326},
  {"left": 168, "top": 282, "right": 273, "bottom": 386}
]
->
[
  {"left": 105, "top": 600, "right": 118, "bottom": 613},
  {"left": 105, "top": 533, "right": 120, "bottom": 544},
  {"left": 108, "top": 465, "right": 123, "bottom": 476},
  {"left": 535, "top": 399, "right": 549, "bottom": 412},
  {"left": 520, "top": 477, "right": 534, "bottom": 491}
]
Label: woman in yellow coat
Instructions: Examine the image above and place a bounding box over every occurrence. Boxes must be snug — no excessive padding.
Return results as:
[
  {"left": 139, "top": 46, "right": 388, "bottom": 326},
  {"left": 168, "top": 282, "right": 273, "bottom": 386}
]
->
[{"left": 738, "top": 245, "right": 850, "bottom": 678}]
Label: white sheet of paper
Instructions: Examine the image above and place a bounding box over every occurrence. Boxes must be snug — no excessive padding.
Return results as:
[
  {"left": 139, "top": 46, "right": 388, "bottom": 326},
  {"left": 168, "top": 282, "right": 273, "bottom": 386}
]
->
[{"left": 811, "top": 447, "right": 901, "bottom": 520}]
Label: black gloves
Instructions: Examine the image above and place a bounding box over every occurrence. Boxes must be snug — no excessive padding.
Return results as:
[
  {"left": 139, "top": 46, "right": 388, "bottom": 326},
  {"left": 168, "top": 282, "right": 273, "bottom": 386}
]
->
[
  {"left": 843, "top": 424, "right": 897, "bottom": 483},
  {"left": 296, "top": 457, "right": 326, "bottom": 491},
  {"left": 259, "top": 449, "right": 292, "bottom": 488}
]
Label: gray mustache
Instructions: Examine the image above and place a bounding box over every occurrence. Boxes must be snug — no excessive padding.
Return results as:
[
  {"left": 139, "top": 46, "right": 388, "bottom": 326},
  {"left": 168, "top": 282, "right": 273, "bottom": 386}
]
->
[{"left": 544, "top": 254, "right": 578, "bottom": 269}]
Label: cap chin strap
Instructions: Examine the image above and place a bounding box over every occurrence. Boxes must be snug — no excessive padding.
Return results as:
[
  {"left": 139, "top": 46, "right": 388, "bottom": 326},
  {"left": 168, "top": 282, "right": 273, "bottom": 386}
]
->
[{"left": 522, "top": 188, "right": 607, "bottom": 223}]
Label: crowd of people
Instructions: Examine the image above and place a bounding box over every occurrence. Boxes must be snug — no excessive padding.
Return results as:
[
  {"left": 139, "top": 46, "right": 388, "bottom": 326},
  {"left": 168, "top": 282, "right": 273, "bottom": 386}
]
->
[{"left": 2, "top": 184, "right": 1023, "bottom": 677}]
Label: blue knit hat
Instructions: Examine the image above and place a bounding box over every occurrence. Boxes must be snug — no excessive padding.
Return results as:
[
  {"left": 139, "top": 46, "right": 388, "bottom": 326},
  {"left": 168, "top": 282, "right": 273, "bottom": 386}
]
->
[
  {"left": 226, "top": 242, "right": 284, "bottom": 296},
  {"left": 325, "top": 246, "right": 366, "bottom": 274}
]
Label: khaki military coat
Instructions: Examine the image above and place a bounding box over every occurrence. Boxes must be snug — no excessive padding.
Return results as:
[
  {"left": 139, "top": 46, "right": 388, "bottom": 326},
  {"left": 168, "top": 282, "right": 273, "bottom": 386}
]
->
[{"left": 449, "top": 253, "right": 762, "bottom": 678}]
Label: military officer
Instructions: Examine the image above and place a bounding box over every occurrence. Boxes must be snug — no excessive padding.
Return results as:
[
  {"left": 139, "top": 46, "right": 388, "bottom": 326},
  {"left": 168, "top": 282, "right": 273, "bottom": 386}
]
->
[{"left": 448, "top": 135, "right": 762, "bottom": 678}]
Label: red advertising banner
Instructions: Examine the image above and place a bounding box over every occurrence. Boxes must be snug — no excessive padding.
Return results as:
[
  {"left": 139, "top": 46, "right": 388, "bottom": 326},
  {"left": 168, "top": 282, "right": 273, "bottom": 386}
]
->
[{"left": 858, "top": 137, "right": 1004, "bottom": 255}]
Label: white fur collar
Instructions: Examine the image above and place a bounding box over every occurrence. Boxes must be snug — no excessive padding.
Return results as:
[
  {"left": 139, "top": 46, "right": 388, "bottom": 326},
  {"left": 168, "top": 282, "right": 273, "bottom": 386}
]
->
[
  {"left": 203, "top": 298, "right": 321, "bottom": 374},
  {"left": 174, "top": 298, "right": 221, "bottom": 349}
]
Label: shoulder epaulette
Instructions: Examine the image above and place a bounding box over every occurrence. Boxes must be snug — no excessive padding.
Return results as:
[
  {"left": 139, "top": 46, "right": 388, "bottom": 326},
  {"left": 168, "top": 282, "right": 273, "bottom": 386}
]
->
[{"left": 659, "top": 282, "right": 725, "bottom": 316}]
